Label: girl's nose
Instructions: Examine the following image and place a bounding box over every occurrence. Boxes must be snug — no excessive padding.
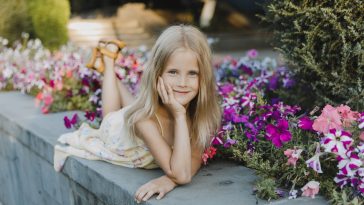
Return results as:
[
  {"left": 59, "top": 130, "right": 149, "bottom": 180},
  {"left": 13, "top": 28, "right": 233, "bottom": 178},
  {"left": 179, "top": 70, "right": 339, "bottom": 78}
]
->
[{"left": 177, "top": 75, "right": 187, "bottom": 86}]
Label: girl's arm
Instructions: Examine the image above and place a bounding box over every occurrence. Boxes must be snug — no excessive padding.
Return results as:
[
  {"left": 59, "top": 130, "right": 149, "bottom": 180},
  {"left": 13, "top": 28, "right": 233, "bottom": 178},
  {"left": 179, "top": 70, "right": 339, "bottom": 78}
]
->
[
  {"left": 135, "top": 77, "right": 195, "bottom": 184},
  {"left": 134, "top": 143, "right": 202, "bottom": 202},
  {"left": 135, "top": 114, "right": 192, "bottom": 184}
]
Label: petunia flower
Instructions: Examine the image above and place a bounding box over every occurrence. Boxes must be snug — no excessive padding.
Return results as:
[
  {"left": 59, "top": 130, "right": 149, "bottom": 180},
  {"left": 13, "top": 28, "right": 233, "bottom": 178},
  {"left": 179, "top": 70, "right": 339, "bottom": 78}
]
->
[
  {"left": 64, "top": 113, "right": 78, "bottom": 129},
  {"left": 358, "top": 181, "right": 364, "bottom": 194},
  {"left": 334, "top": 170, "right": 349, "bottom": 189},
  {"left": 298, "top": 116, "right": 314, "bottom": 131},
  {"left": 284, "top": 148, "right": 303, "bottom": 167},
  {"left": 358, "top": 112, "right": 364, "bottom": 129},
  {"left": 301, "top": 181, "right": 320, "bottom": 198},
  {"left": 265, "top": 119, "right": 292, "bottom": 148},
  {"left": 312, "top": 104, "right": 342, "bottom": 134},
  {"left": 219, "top": 83, "right": 235, "bottom": 96},
  {"left": 85, "top": 111, "right": 95, "bottom": 121},
  {"left": 305, "top": 143, "right": 323, "bottom": 173},
  {"left": 211, "top": 136, "right": 223, "bottom": 145},
  {"left": 241, "top": 92, "right": 257, "bottom": 109},
  {"left": 247, "top": 49, "right": 258, "bottom": 58},
  {"left": 322, "top": 129, "right": 353, "bottom": 155},
  {"left": 223, "top": 138, "right": 237, "bottom": 148},
  {"left": 337, "top": 150, "right": 362, "bottom": 177},
  {"left": 359, "top": 132, "right": 364, "bottom": 142},
  {"left": 336, "top": 104, "right": 360, "bottom": 128}
]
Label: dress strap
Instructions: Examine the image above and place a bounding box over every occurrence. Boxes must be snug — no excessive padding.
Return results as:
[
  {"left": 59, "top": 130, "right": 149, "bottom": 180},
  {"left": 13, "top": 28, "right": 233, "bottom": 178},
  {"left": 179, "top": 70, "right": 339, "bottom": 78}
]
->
[{"left": 155, "top": 113, "right": 164, "bottom": 137}]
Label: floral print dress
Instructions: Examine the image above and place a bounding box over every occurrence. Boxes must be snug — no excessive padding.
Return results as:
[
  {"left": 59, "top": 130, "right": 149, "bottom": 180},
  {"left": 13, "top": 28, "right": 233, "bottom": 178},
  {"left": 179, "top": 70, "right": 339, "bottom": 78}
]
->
[{"left": 53, "top": 107, "right": 159, "bottom": 172}]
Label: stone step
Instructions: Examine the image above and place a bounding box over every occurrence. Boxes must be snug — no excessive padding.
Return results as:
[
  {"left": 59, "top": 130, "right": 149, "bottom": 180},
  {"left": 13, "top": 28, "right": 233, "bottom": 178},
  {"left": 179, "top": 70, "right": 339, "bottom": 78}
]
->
[{"left": 0, "top": 91, "right": 329, "bottom": 205}]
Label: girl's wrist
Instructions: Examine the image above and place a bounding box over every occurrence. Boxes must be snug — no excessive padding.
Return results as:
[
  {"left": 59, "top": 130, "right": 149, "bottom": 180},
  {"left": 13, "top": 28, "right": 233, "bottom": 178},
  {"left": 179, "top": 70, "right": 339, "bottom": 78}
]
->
[{"left": 173, "top": 112, "right": 187, "bottom": 121}]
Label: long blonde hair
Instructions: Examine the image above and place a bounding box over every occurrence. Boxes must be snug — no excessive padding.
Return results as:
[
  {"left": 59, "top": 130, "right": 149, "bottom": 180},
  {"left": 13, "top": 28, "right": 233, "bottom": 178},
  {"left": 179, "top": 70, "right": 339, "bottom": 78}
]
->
[{"left": 123, "top": 25, "right": 222, "bottom": 151}]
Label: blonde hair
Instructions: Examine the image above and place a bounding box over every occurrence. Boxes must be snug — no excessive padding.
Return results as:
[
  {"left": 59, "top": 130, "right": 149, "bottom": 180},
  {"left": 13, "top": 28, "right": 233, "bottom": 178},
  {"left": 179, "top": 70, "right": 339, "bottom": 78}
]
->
[{"left": 123, "top": 25, "right": 222, "bottom": 151}]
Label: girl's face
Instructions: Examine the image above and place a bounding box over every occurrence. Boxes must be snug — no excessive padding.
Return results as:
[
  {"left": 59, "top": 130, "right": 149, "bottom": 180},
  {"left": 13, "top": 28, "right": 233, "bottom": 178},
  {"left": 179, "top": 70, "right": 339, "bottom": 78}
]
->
[{"left": 160, "top": 48, "right": 200, "bottom": 107}]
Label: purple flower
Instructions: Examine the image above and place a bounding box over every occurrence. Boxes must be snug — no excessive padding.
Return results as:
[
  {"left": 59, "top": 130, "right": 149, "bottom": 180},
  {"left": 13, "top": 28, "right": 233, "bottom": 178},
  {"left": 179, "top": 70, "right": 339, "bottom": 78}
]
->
[
  {"left": 282, "top": 77, "right": 295, "bottom": 88},
  {"left": 85, "top": 111, "right": 95, "bottom": 121},
  {"left": 265, "top": 119, "right": 292, "bottom": 148},
  {"left": 239, "top": 65, "right": 253, "bottom": 76},
  {"left": 64, "top": 113, "right": 78, "bottom": 129},
  {"left": 305, "top": 143, "right": 323, "bottom": 173},
  {"left": 298, "top": 116, "right": 314, "bottom": 131},
  {"left": 270, "top": 98, "right": 281, "bottom": 105},
  {"left": 211, "top": 136, "right": 223, "bottom": 145},
  {"left": 224, "top": 138, "right": 237, "bottom": 148},
  {"left": 268, "top": 75, "right": 279, "bottom": 90},
  {"left": 219, "top": 83, "right": 234, "bottom": 96},
  {"left": 334, "top": 170, "right": 349, "bottom": 189}
]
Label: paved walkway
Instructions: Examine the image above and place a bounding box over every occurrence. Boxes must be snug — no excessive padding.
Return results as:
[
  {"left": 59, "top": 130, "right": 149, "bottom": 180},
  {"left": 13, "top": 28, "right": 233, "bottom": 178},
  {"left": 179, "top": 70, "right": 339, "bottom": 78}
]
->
[{"left": 68, "top": 3, "right": 273, "bottom": 52}]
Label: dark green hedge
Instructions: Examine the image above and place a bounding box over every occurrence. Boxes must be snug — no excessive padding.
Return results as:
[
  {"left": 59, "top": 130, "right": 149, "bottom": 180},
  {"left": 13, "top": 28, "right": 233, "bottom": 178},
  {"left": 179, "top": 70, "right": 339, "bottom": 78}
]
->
[{"left": 262, "top": 0, "right": 364, "bottom": 110}]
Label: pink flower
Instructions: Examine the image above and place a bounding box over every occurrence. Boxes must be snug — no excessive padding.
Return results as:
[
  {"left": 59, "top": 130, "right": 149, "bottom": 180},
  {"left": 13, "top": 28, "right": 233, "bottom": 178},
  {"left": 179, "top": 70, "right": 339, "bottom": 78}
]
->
[
  {"left": 247, "top": 49, "right": 258, "bottom": 58},
  {"left": 312, "top": 104, "right": 342, "bottom": 134},
  {"left": 284, "top": 148, "right": 303, "bottom": 167},
  {"left": 336, "top": 104, "right": 359, "bottom": 128},
  {"left": 202, "top": 146, "right": 217, "bottom": 165},
  {"left": 360, "top": 132, "right": 364, "bottom": 142},
  {"left": 202, "top": 153, "right": 209, "bottom": 165},
  {"left": 43, "top": 94, "right": 54, "bottom": 106},
  {"left": 301, "top": 181, "right": 320, "bottom": 198}
]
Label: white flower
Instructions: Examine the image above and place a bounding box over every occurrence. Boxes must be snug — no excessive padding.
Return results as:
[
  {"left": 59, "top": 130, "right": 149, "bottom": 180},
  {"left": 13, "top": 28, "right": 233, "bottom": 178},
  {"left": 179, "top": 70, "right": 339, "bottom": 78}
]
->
[{"left": 322, "top": 130, "right": 353, "bottom": 155}]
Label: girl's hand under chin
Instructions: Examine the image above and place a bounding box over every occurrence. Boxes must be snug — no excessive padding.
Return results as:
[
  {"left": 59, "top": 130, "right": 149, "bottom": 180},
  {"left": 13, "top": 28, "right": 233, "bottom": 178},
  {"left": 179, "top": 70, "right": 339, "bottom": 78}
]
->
[{"left": 157, "top": 76, "right": 186, "bottom": 118}]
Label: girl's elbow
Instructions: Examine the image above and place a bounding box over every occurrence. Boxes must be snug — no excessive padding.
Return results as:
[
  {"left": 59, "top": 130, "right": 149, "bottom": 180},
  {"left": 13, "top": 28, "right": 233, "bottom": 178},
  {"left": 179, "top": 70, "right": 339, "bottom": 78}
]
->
[{"left": 174, "top": 175, "right": 191, "bottom": 185}]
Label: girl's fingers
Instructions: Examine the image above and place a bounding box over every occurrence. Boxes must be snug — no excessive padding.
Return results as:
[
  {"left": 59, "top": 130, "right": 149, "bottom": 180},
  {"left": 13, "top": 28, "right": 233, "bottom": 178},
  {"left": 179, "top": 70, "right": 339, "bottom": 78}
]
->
[
  {"left": 156, "top": 191, "right": 165, "bottom": 200},
  {"left": 142, "top": 190, "right": 156, "bottom": 201},
  {"left": 157, "top": 79, "right": 165, "bottom": 103},
  {"left": 159, "top": 77, "right": 170, "bottom": 103},
  {"left": 136, "top": 191, "right": 147, "bottom": 203},
  {"left": 166, "top": 84, "right": 175, "bottom": 101}
]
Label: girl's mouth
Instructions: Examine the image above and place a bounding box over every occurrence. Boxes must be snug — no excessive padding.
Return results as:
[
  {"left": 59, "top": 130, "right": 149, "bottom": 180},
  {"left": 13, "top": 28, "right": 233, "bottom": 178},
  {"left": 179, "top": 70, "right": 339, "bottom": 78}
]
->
[{"left": 174, "top": 90, "right": 189, "bottom": 94}]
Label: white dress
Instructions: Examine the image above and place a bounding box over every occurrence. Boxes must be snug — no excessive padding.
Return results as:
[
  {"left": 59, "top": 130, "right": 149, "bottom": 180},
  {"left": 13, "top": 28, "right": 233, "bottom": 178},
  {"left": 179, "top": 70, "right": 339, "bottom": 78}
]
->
[{"left": 53, "top": 107, "right": 159, "bottom": 172}]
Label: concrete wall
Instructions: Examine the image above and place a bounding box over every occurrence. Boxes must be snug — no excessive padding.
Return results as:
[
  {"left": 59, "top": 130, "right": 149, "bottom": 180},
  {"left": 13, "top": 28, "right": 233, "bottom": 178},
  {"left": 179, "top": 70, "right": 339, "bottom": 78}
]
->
[{"left": 0, "top": 92, "right": 328, "bottom": 205}]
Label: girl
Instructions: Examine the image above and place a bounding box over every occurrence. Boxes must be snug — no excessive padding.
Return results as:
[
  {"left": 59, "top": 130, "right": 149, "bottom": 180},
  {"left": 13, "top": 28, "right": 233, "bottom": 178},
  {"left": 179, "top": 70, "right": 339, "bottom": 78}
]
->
[{"left": 54, "top": 25, "right": 222, "bottom": 203}]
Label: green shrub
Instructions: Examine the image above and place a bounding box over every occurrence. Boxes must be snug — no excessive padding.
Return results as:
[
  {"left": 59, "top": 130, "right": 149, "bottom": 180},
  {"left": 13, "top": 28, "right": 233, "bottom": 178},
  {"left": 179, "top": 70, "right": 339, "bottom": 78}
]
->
[
  {"left": 28, "top": 0, "right": 70, "bottom": 50},
  {"left": 262, "top": 0, "right": 364, "bottom": 110},
  {"left": 0, "top": 0, "right": 33, "bottom": 43}
]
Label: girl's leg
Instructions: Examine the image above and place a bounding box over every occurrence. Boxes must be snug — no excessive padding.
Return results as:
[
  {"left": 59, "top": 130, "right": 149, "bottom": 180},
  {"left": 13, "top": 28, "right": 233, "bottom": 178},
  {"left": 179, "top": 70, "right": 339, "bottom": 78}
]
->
[
  {"left": 101, "top": 54, "right": 136, "bottom": 117},
  {"left": 102, "top": 57, "right": 121, "bottom": 117}
]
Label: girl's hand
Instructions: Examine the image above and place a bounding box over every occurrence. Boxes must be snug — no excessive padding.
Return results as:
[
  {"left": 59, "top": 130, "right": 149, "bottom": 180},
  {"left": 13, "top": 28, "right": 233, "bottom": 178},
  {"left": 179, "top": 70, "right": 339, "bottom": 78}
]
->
[
  {"left": 134, "top": 175, "right": 177, "bottom": 203},
  {"left": 157, "top": 76, "right": 186, "bottom": 118}
]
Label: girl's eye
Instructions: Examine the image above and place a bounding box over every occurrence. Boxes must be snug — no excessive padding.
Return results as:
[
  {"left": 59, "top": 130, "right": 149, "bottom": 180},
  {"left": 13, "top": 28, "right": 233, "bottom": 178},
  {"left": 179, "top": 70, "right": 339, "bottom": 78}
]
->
[
  {"left": 168, "top": 70, "right": 177, "bottom": 75},
  {"left": 189, "top": 72, "right": 199, "bottom": 76}
]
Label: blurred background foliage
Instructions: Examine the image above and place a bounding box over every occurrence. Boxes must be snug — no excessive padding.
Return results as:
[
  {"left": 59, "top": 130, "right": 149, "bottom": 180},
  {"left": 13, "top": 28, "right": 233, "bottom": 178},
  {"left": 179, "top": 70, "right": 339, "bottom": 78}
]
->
[{"left": 0, "top": 0, "right": 70, "bottom": 50}]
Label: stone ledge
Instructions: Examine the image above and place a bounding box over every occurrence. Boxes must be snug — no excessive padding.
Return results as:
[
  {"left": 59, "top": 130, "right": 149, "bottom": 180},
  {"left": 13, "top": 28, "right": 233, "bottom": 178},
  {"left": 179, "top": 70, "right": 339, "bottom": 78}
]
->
[{"left": 0, "top": 91, "right": 328, "bottom": 205}]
